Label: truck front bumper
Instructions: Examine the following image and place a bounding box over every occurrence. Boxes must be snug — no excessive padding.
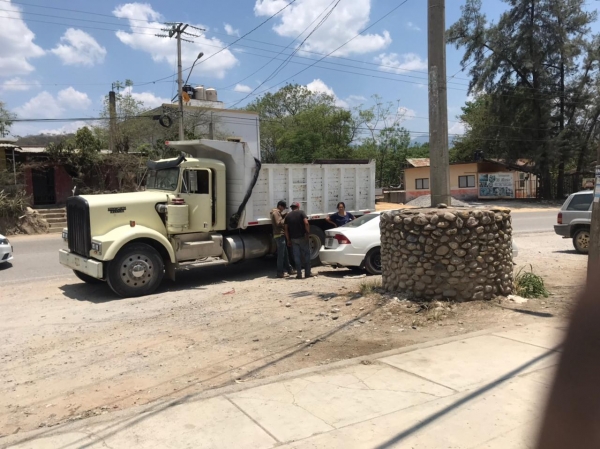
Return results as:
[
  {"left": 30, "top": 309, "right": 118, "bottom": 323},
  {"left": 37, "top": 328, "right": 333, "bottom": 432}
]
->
[{"left": 59, "top": 249, "right": 104, "bottom": 279}]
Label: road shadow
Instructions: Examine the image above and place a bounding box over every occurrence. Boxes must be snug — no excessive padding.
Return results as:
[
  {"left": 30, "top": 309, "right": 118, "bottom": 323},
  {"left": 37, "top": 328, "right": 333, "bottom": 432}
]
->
[
  {"left": 372, "top": 347, "right": 559, "bottom": 449},
  {"left": 0, "top": 261, "right": 13, "bottom": 271},
  {"left": 58, "top": 259, "right": 281, "bottom": 303},
  {"left": 497, "top": 305, "right": 554, "bottom": 318},
  {"left": 553, "top": 249, "right": 582, "bottom": 255}
]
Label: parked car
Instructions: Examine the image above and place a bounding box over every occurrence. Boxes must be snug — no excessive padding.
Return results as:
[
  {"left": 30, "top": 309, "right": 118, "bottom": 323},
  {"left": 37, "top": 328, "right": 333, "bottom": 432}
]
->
[
  {"left": 320, "top": 212, "right": 383, "bottom": 275},
  {"left": 0, "top": 234, "right": 13, "bottom": 264},
  {"left": 554, "top": 190, "right": 593, "bottom": 254},
  {"left": 320, "top": 211, "right": 519, "bottom": 275}
]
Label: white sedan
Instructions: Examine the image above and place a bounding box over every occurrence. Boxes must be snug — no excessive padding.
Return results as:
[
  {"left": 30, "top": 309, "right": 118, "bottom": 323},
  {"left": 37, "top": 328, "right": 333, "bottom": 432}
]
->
[
  {"left": 320, "top": 212, "right": 383, "bottom": 275},
  {"left": 0, "top": 234, "right": 13, "bottom": 264},
  {"left": 319, "top": 212, "right": 519, "bottom": 276}
]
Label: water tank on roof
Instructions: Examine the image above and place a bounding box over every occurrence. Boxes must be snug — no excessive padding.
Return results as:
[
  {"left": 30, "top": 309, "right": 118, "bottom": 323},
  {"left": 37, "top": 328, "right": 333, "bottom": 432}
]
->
[
  {"left": 193, "top": 85, "right": 205, "bottom": 101},
  {"left": 205, "top": 88, "right": 218, "bottom": 102}
]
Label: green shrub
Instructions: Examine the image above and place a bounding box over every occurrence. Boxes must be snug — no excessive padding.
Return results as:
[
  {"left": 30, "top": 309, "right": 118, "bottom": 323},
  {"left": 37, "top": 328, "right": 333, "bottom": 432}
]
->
[{"left": 514, "top": 265, "right": 549, "bottom": 298}]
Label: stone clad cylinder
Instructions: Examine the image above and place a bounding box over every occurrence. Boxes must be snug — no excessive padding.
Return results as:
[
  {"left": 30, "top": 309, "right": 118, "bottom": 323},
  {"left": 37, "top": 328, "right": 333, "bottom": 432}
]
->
[{"left": 380, "top": 208, "right": 514, "bottom": 301}]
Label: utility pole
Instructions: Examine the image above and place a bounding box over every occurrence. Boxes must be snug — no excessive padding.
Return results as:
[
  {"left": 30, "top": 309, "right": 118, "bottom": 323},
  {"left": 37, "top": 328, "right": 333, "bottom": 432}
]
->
[
  {"left": 587, "top": 151, "right": 600, "bottom": 277},
  {"left": 108, "top": 87, "right": 117, "bottom": 153},
  {"left": 428, "top": 0, "right": 451, "bottom": 207},
  {"left": 156, "top": 23, "right": 201, "bottom": 141}
]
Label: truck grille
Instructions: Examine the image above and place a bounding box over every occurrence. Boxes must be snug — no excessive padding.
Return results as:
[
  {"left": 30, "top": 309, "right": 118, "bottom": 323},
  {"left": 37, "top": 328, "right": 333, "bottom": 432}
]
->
[{"left": 67, "top": 197, "right": 91, "bottom": 257}]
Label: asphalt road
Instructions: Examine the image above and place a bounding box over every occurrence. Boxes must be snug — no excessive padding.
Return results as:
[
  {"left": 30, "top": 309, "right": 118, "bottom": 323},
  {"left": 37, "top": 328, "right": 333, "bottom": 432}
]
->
[{"left": 0, "top": 210, "right": 560, "bottom": 284}]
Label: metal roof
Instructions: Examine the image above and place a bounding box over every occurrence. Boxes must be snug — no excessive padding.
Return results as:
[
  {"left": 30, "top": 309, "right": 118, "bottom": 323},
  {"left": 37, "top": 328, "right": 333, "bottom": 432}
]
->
[{"left": 405, "top": 158, "right": 430, "bottom": 168}]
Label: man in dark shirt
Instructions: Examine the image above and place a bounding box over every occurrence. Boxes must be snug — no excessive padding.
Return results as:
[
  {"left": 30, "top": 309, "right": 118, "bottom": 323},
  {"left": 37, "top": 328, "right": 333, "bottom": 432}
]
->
[{"left": 284, "top": 202, "right": 313, "bottom": 279}]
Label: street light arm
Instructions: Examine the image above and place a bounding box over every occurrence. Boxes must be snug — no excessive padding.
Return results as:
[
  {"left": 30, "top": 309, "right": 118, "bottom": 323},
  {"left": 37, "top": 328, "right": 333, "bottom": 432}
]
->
[{"left": 184, "top": 52, "right": 204, "bottom": 87}]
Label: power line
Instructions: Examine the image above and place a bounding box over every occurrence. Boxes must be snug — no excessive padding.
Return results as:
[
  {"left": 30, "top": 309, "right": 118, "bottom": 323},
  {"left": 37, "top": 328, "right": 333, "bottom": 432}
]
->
[
  {"left": 231, "top": 0, "right": 344, "bottom": 106},
  {"left": 228, "top": 0, "right": 414, "bottom": 108}
]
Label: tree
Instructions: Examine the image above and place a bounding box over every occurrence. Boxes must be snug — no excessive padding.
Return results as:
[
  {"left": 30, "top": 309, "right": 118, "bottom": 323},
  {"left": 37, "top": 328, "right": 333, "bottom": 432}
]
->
[
  {"left": 447, "top": 0, "right": 597, "bottom": 198},
  {"left": 246, "top": 84, "right": 363, "bottom": 163},
  {"left": 0, "top": 101, "right": 16, "bottom": 137}
]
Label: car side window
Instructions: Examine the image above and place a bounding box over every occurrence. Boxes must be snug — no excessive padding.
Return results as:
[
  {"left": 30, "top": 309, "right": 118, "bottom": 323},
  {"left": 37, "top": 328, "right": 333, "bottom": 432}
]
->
[{"left": 566, "top": 194, "right": 593, "bottom": 211}]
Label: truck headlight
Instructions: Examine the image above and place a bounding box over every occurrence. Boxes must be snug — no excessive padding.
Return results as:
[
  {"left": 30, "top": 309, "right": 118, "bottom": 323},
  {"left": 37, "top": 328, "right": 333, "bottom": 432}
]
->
[{"left": 91, "top": 241, "right": 102, "bottom": 253}]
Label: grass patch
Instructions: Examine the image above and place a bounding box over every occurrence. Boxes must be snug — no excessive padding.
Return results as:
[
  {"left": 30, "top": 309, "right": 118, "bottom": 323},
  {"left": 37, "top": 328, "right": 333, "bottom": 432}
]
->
[
  {"left": 359, "top": 279, "right": 382, "bottom": 296},
  {"left": 514, "top": 265, "right": 549, "bottom": 298}
]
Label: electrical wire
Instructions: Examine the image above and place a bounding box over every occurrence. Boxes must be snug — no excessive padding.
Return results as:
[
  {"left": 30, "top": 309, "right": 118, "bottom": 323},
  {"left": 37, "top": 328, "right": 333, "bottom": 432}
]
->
[
  {"left": 231, "top": 0, "right": 344, "bottom": 105},
  {"left": 228, "top": 0, "right": 412, "bottom": 108}
]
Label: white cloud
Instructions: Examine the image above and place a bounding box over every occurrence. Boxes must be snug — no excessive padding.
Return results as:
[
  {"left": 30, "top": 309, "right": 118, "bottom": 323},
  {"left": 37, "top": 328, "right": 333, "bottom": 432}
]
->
[
  {"left": 113, "top": 3, "right": 238, "bottom": 79},
  {"left": 449, "top": 121, "right": 466, "bottom": 135},
  {"left": 375, "top": 52, "right": 427, "bottom": 74},
  {"left": 37, "top": 121, "right": 92, "bottom": 136},
  {"left": 123, "top": 86, "right": 169, "bottom": 108},
  {"left": 406, "top": 22, "right": 421, "bottom": 32},
  {"left": 398, "top": 106, "right": 416, "bottom": 121},
  {"left": 224, "top": 23, "right": 240, "bottom": 37},
  {"left": 1, "top": 77, "right": 39, "bottom": 91},
  {"left": 14, "top": 87, "right": 91, "bottom": 119},
  {"left": 233, "top": 84, "right": 253, "bottom": 93},
  {"left": 57, "top": 87, "right": 92, "bottom": 109},
  {"left": 0, "top": 2, "right": 44, "bottom": 76},
  {"left": 306, "top": 79, "right": 348, "bottom": 108},
  {"left": 346, "top": 95, "right": 367, "bottom": 106},
  {"left": 254, "top": 0, "right": 391, "bottom": 56},
  {"left": 51, "top": 29, "right": 107, "bottom": 67}
]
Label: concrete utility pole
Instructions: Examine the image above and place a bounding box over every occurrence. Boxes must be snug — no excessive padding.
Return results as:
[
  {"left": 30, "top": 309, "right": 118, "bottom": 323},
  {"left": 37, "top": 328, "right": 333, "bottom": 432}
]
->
[
  {"left": 157, "top": 23, "right": 201, "bottom": 141},
  {"left": 108, "top": 89, "right": 117, "bottom": 153},
  {"left": 428, "top": 0, "right": 451, "bottom": 207},
  {"left": 587, "top": 150, "right": 600, "bottom": 277}
]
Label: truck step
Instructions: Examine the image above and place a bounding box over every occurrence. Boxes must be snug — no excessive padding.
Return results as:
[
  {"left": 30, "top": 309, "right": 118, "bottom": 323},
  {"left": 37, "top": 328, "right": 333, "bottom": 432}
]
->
[{"left": 178, "top": 259, "right": 229, "bottom": 269}]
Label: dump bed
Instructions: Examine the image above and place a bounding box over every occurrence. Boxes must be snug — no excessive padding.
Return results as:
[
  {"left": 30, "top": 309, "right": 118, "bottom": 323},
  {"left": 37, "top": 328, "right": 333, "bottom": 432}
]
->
[{"left": 167, "top": 139, "right": 376, "bottom": 230}]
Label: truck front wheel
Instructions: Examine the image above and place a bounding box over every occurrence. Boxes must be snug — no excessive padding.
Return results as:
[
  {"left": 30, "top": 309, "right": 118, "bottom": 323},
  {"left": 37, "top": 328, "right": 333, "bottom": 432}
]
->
[{"left": 107, "top": 243, "right": 164, "bottom": 298}]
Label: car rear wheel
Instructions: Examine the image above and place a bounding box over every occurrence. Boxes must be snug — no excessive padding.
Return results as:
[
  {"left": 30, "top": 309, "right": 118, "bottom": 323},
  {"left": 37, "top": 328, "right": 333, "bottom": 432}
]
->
[
  {"left": 573, "top": 228, "right": 590, "bottom": 254},
  {"left": 364, "top": 247, "right": 382, "bottom": 275},
  {"left": 107, "top": 243, "right": 164, "bottom": 298},
  {"left": 73, "top": 270, "right": 103, "bottom": 284}
]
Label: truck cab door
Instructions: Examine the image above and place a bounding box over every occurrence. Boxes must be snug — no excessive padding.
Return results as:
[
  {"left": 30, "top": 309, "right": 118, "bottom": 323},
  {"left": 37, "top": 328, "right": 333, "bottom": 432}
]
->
[{"left": 180, "top": 169, "right": 213, "bottom": 233}]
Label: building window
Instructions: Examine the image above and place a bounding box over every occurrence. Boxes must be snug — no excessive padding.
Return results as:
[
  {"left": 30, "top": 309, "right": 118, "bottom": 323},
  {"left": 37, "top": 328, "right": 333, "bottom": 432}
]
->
[
  {"left": 458, "top": 175, "right": 475, "bottom": 188},
  {"left": 415, "top": 178, "right": 429, "bottom": 190}
]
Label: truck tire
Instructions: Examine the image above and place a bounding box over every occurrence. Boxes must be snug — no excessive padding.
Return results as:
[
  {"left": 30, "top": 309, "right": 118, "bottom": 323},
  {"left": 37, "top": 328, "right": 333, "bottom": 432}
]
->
[
  {"left": 106, "top": 243, "right": 164, "bottom": 298},
  {"left": 73, "top": 270, "right": 103, "bottom": 284},
  {"left": 308, "top": 225, "right": 326, "bottom": 267},
  {"left": 573, "top": 228, "right": 590, "bottom": 254},
  {"left": 364, "top": 247, "right": 382, "bottom": 275}
]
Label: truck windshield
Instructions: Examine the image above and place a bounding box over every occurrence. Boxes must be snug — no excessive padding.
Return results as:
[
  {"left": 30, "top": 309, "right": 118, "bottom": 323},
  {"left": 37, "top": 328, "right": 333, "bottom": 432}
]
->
[{"left": 146, "top": 168, "right": 180, "bottom": 191}]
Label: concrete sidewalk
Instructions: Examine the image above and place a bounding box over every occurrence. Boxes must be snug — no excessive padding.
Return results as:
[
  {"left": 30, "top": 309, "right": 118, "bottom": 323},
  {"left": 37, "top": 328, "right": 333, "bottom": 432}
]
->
[{"left": 2, "top": 321, "right": 566, "bottom": 449}]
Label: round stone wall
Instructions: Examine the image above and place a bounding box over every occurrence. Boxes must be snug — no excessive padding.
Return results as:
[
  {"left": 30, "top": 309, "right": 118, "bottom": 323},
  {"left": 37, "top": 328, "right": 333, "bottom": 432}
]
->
[{"left": 380, "top": 208, "right": 513, "bottom": 301}]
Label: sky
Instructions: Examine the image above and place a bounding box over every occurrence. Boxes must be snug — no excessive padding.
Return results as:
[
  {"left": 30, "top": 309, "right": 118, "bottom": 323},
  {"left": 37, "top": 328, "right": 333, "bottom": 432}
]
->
[{"left": 0, "top": 0, "right": 598, "bottom": 140}]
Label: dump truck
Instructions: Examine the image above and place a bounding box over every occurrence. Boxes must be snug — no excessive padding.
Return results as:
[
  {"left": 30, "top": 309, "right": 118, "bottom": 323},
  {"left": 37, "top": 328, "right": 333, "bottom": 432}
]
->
[{"left": 59, "top": 139, "right": 376, "bottom": 297}]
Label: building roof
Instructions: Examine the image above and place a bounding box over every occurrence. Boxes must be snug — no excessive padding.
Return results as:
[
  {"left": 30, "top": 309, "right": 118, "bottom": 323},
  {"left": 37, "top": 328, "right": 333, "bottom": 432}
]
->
[{"left": 405, "top": 158, "right": 431, "bottom": 168}]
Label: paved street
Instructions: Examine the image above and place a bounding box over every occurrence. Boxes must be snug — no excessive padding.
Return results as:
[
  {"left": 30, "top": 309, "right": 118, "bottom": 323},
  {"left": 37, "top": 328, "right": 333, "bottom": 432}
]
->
[{"left": 0, "top": 210, "right": 560, "bottom": 284}]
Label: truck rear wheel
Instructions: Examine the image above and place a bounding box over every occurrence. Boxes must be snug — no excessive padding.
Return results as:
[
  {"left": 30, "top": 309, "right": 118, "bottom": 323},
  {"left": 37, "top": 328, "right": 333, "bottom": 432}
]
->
[
  {"left": 308, "top": 225, "right": 326, "bottom": 267},
  {"left": 107, "top": 243, "right": 164, "bottom": 298}
]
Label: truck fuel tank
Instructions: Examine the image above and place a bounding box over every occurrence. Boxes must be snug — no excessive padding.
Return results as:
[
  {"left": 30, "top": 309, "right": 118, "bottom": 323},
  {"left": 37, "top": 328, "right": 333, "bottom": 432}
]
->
[{"left": 224, "top": 234, "right": 275, "bottom": 263}]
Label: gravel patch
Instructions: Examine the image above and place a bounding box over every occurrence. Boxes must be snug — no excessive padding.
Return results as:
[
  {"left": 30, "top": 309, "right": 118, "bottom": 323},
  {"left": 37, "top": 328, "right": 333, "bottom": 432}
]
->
[{"left": 406, "top": 195, "right": 471, "bottom": 208}]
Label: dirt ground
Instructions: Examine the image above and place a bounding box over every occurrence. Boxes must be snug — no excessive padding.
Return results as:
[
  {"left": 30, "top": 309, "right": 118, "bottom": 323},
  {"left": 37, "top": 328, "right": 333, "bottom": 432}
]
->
[{"left": 0, "top": 231, "right": 586, "bottom": 438}]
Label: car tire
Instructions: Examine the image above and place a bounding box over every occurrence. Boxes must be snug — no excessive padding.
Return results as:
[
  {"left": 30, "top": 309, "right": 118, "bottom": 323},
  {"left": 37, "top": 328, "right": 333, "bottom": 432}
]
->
[
  {"left": 573, "top": 228, "right": 590, "bottom": 254},
  {"left": 73, "top": 270, "right": 103, "bottom": 284},
  {"left": 308, "top": 225, "right": 326, "bottom": 267},
  {"left": 106, "top": 243, "right": 164, "bottom": 298},
  {"left": 364, "top": 247, "right": 382, "bottom": 275}
]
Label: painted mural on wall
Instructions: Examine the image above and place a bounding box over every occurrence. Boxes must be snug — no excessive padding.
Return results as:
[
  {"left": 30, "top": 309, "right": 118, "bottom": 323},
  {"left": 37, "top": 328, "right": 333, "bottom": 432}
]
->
[{"left": 478, "top": 173, "right": 515, "bottom": 198}]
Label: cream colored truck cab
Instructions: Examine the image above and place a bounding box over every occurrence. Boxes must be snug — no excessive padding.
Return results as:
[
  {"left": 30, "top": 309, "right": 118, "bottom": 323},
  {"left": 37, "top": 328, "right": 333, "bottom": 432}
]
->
[{"left": 59, "top": 139, "right": 376, "bottom": 298}]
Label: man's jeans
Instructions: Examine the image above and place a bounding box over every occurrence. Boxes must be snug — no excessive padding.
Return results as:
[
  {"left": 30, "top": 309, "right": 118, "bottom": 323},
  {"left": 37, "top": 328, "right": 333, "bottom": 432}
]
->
[
  {"left": 276, "top": 236, "right": 292, "bottom": 275},
  {"left": 291, "top": 237, "right": 311, "bottom": 276}
]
